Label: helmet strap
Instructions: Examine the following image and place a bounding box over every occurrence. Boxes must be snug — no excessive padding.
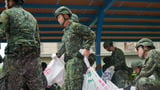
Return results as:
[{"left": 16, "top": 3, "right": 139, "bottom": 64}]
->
[
  {"left": 141, "top": 47, "right": 149, "bottom": 59},
  {"left": 62, "top": 14, "right": 70, "bottom": 26}
]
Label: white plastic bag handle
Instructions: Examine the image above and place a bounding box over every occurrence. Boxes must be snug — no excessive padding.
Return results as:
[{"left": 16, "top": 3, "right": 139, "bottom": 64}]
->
[
  {"left": 79, "top": 49, "right": 91, "bottom": 68},
  {"left": 84, "top": 57, "right": 91, "bottom": 68}
]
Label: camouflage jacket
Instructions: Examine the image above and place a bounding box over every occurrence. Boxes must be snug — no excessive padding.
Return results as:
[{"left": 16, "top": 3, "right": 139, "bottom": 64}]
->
[
  {"left": 56, "top": 21, "right": 95, "bottom": 57},
  {"left": 111, "top": 48, "right": 128, "bottom": 71},
  {"left": 136, "top": 49, "right": 160, "bottom": 81},
  {"left": 0, "top": 6, "right": 40, "bottom": 53}
]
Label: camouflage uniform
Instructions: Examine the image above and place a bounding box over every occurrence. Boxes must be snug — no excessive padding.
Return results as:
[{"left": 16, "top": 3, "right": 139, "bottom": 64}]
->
[
  {"left": 55, "top": 6, "right": 95, "bottom": 90},
  {"left": 71, "top": 13, "right": 79, "bottom": 22},
  {"left": 127, "top": 61, "right": 143, "bottom": 86},
  {"left": 136, "top": 49, "right": 160, "bottom": 90},
  {"left": 58, "top": 21, "right": 95, "bottom": 90},
  {"left": 135, "top": 38, "right": 160, "bottom": 90},
  {"left": 110, "top": 48, "right": 129, "bottom": 88},
  {"left": 0, "top": 5, "right": 45, "bottom": 90}
]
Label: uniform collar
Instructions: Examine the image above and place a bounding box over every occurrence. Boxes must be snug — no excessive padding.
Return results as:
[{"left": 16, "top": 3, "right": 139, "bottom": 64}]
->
[{"left": 64, "top": 20, "right": 72, "bottom": 30}]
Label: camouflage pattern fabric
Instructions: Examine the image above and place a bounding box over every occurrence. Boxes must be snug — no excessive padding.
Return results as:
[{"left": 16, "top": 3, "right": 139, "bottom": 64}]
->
[
  {"left": 62, "top": 57, "right": 86, "bottom": 90},
  {"left": 136, "top": 49, "right": 160, "bottom": 90},
  {"left": 57, "top": 21, "right": 95, "bottom": 90},
  {"left": 110, "top": 48, "right": 129, "bottom": 88},
  {"left": 0, "top": 6, "right": 45, "bottom": 90},
  {"left": 56, "top": 21, "right": 95, "bottom": 58},
  {"left": 0, "top": 71, "right": 7, "bottom": 90},
  {"left": 127, "top": 73, "right": 138, "bottom": 86},
  {"left": 6, "top": 47, "right": 45, "bottom": 90}
]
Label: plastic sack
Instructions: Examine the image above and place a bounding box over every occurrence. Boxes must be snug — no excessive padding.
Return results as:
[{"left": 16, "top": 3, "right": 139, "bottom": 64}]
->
[
  {"left": 82, "top": 57, "right": 120, "bottom": 90},
  {"left": 83, "top": 68, "right": 120, "bottom": 90},
  {"left": 44, "top": 54, "right": 65, "bottom": 87},
  {"left": 82, "top": 67, "right": 108, "bottom": 90},
  {"left": 101, "top": 66, "right": 115, "bottom": 83},
  {"left": 105, "top": 80, "right": 120, "bottom": 90}
]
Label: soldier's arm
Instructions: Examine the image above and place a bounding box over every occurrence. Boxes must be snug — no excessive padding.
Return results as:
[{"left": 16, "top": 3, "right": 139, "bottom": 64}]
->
[
  {"left": 35, "top": 24, "right": 40, "bottom": 46},
  {"left": 56, "top": 42, "right": 65, "bottom": 58},
  {"left": 136, "top": 57, "right": 156, "bottom": 81},
  {"left": 73, "top": 23, "right": 96, "bottom": 50},
  {"left": 0, "top": 11, "right": 8, "bottom": 39},
  {"left": 114, "top": 50, "right": 126, "bottom": 69}
]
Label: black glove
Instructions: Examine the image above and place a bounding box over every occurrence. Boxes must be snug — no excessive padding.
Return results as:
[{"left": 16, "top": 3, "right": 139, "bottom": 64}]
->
[{"left": 0, "top": 55, "right": 3, "bottom": 63}]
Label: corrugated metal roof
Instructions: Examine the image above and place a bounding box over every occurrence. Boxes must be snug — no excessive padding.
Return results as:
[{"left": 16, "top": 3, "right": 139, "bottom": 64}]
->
[{"left": 0, "top": 0, "right": 160, "bottom": 42}]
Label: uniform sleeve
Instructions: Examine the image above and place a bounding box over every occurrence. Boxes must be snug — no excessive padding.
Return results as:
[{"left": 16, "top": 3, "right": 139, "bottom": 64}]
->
[
  {"left": 73, "top": 23, "right": 96, "bottom": 50},
  {"left": 136, "top": 52, "right": 156, "bottom": 81},
  {"left": 0, "top": 11, "right": 9, "bottom": 39},
  {"left": 35, "top": 24, "right": 40, "bottom": 46},
  {"left": 56, "top": 42, "right": 65, "bottom": 58},
  {"left": 112, "top": 49, "right": 126, "bottom": 70}
]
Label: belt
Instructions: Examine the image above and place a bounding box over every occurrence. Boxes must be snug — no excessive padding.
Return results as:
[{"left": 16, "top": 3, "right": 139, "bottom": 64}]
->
[{"left": 64, "top": 52, "right": 84, "bottom": 62}]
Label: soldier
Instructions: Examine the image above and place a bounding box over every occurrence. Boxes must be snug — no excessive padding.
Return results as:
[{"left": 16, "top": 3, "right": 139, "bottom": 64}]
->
[
  {"left": 128, "top": 61, "right": 143, "bottom": 86},
  {"left": 131, "top": 60, "right": 143, "bottom": 76},
  {"left": 103, "top": 41, "right": 129, "bottom": 88},
  {"left": 54, "top": 6, "right": 95, "bottom": 90},
  {"left": 135, "top": 38, "right": 160, "bottom": 90},
  {"left": 0, "top": 0, "right": 46, "bottom": 90}
]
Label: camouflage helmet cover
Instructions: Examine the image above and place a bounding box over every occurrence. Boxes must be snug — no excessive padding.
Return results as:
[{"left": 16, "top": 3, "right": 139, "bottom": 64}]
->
[
  {"left": 71, "top": 13, "right": 79, "bottom": 22},
  {"left": 135, "top": 38, "right": 154, "bottom": 49},
  {"left": 131, "top": 61, "right": 143, "bottom": 68},
  {"left": 55, "top": 6, "right": 72, "bottom": 18}
]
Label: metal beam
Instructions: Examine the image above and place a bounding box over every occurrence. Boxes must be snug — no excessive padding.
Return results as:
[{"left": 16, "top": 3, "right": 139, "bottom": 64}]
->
[
  {"left": 101, "top": 28, "right": 160, "bottom": 32},
  {"left": 105, "top": 15, "right": 160, "bottom": 19},
  {"left": 23, "top": 4, "right": 99, "bottom": 10},
  {"left": 32, "top": 13, "right": 95, "bottom": 18},
  {"left": 0, "top": 3, "right": 99, "bottom": 10},
  {"left": 103, "top": 22, "right": 160, "bottom": 26},
  {"left": 109, "top": 7, "right": 160, "bottom": 12},
  {"left": 96, "top": 11, "right": 104, "bottom": 77},
  {"left": 95, "top": 0, "right": 116, "bottom": 76},
  {"left": 89, "top": 0, "right": 116, "bottom": 27},
  {"left": 117, "top": 0, "right": 160, "bottom": 3}
]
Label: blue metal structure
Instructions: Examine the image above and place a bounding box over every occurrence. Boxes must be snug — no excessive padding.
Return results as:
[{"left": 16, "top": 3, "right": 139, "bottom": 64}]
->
[
  {"left": 0, "top": 0, "right": 160, "bottom": 76},
  {"left": 95, "top": 0, "right": 116, "bottom": 76}
]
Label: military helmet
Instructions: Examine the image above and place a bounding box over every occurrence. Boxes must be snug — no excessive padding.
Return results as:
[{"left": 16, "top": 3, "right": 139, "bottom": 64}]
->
[
  {"left": 131, "top": 61, "right": 143, "bottom": 68},
  {"left": 135, "top": 38, "right": 155, "bottom": 49},
  {"left": 71, "top": 13, "right": 79, "bottom": 22},
  {"left": 55, "top": 6, "right": 72, "bottom": 18},
  {"left": 103, "top": 41, "right": 113, "bottom": 49}
]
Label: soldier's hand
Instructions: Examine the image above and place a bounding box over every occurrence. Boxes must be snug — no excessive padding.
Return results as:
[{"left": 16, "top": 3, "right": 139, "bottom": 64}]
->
[
  {"left": 83, "top": 49, "right": 90, "bottom": 58},
  {"left": 51, "top": 53, "right": 58, "bottom": 60},
  {"left": 79, "top": 49, "right": 90, "bottom": 58}
]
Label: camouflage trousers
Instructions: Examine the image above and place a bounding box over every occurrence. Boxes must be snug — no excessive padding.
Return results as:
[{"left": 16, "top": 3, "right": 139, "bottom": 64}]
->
[
  {"left": 61, "top": 57, "right": 86, "bottom": 90},
  {"left": 111, "top": 70, "right": 128, "bottom": 88},
  {"left": 136, "top": 77, "right": 160, "bottom": 90},
  {"left": 0, "top": 46, "right": 45, "bottom": 90}
]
